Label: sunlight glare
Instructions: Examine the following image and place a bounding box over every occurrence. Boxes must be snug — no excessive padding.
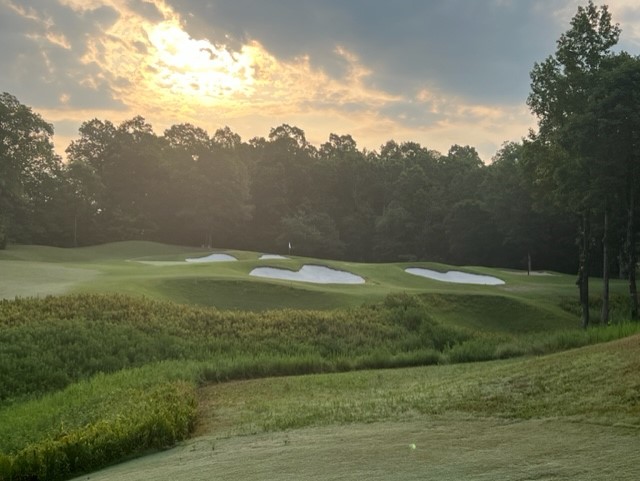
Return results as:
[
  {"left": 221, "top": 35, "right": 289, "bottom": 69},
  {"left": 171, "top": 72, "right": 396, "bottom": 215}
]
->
[{"left": 146, "top": 23, "right": 255, "bottom": 102}]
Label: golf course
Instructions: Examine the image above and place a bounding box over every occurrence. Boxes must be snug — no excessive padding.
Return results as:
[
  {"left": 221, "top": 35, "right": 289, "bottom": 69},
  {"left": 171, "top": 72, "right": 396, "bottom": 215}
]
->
[
  {"left": 3, "top": 0, "right": 640, "bottom": 479},
  {"left": 0, "top": 241, "right": 638, "bottom": 480}
]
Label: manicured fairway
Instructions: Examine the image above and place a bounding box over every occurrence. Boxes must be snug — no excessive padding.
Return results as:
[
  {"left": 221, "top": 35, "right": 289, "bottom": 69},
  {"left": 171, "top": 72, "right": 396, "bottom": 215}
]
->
[{"left": 0, "top": 261, "right": 99, "bottom": 299}]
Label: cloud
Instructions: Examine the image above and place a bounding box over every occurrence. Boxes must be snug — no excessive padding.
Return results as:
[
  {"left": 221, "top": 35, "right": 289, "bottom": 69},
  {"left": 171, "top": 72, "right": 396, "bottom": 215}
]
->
[
  {"left": 166, "top": 0, "right": 566, "bottom": 105},
  {"left": 1, "top": 0, "right": 123, "bottom": 110},
  {"left": 3, "top": 0, "right": 638, "bottom": 163}
]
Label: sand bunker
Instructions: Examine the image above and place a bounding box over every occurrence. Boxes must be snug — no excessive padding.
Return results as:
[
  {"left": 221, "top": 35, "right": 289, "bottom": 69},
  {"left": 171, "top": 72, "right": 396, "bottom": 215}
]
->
[
  {"left": 405, "top": 268, "right": 504, "bottom": 285},
  {"left": 250, "top": 265, "right": 365, "bottom": 284},
  {"left": 259, "top": 254, "right": 288, "bottom": 260},
  {"left": 185, "top": 253, "right": 237, "bottom": 263}
]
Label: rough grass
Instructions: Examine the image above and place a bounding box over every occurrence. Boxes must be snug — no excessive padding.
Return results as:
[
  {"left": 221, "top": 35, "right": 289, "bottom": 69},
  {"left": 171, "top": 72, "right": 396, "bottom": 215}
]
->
[
  {"left": 194, "top": 335, "right": 640, "bottom": 436},
  {"left": 71, "top": 335, "right": 640, "bottom": 481},
  {"left": 3, "top": 292, "right": 629, "bottom": 405},
  {"left": 0, "top": 367, "right": 198, "bottom": 481}
]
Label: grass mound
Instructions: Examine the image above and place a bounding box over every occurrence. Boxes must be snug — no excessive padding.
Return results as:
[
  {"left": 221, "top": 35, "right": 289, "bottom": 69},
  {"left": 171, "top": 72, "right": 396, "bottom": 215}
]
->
[
  {"left": 418, "top": 292, "right": 575, "bottom": 333},
  {"left": 153, "top": 278, "right": 359, "bottom": 311},
  {"left": 0, "top": 241, "right": 192, "bottom": 263},
  {"left": 1, "top": 291, "right": 605, "bottom": 406}
]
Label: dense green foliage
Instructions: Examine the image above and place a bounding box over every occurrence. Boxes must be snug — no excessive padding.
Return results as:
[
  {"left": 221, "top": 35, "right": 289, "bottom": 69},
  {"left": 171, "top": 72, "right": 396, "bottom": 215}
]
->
[
  {"left": 0, "top": 92, "right": 62, "bottom": 250},
  {"left": 0, "top": 293, "right": 473, "bottom": 403},
  {"left": 0, "top": 93, "right": 580, "bottom": 272},
  {"left": 526, "top": 1, "right": 640, "bottom": 325},
  {"left": 0, "top": 367, "right": 197, "bottom": 481}
]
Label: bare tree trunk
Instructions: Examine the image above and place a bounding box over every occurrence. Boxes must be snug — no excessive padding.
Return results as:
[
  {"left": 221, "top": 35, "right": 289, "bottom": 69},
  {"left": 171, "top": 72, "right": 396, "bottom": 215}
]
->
[
  {"left": 73, "top": 213, "right": 78, "bottom": 247},
  {"left": 628, "top": 190, "right": 638, "bottom": 320},
  {"left": 601, "top": 204, "right": 609, "bottom": 324},
  {"left": 527, "top": 251, "right": 532, "bottom": 276},
  {"left": 577, "top": 211, "right": 591, "bottom": 329}
]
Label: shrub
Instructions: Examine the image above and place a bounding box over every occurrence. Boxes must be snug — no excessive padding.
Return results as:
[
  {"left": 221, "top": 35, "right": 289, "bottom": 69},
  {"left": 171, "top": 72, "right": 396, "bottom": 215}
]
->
[{"left": 0, "top": 380, "right": 197, "bottom": 481}]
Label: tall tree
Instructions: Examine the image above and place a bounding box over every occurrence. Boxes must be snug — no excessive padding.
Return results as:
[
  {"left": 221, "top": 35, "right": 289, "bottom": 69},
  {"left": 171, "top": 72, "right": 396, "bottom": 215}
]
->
[
  {"left": 527, "top": 1, "right": 620, "bottom": 327},
  {"left": 483, "top": 142, "right": 536, "bottom": 270},
  {"left": 247, "top": 125, "right": 315, "bottom": 252},
  {"left": 65, "top": 119, "right": 117, "bottom": 243},
  {"left": 585, "top": 53, "right": 640, "bottom": 320},
  {"left": 315, "top": 134, "right": 374, "bottom": 260},
  {"left": 0, "top": 92, "right": 62, "bottom": 248},
  {"left": 161, "top": 124, "right": 252, "bottom": 248}
]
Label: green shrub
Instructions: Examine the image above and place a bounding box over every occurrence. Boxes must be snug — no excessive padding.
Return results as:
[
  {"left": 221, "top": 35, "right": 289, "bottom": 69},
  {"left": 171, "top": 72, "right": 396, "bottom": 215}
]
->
[
  {"left": 446, "top": 337, "right": 504, "bottom": 363},
  {"left": 0, "top": 379, "right": 197, "bottom": 481}
]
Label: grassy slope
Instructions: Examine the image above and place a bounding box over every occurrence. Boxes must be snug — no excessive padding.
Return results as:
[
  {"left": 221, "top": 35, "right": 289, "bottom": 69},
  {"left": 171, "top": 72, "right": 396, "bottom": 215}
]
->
[
  {"left": 0, "top": 241, "right": 594, "bottom": 327},
  {"left": 71, "top": 335, "right": 640, "bottom": 481},
  {"left": 2, "top": 241, "right": 637, "bottom": 480}
]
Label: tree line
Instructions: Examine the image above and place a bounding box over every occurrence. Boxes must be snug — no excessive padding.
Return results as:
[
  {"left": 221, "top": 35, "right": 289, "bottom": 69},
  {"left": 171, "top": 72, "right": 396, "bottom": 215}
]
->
[
  {"left": 0, "top": 108, "right": 578, "bottom": 269},
  {"left": 0, "top": 2, "right": 638, "bottom": 324}
]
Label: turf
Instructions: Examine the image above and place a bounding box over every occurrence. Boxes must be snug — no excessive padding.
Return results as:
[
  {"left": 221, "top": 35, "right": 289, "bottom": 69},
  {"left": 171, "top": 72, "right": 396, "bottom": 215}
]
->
[
  {"left": 0, "top": 240, "right": 606, "bottom": 320},
  {"left": 69, "top": 420, "right": 640, "bottom": 481},
  {"left": 70, "top": 335, "right": 640, "bottom": 481},
  {"left": 0, "top": 261, "right": 99, "bottom": 299},
  {"left": 152, "top": 278, "right": 361, "bottom": 311}
]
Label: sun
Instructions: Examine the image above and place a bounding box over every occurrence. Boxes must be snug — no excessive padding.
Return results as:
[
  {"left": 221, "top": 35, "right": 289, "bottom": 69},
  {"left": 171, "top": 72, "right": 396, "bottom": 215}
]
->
[{"left": 146, "top": 22, "right": 255, "bottom": 103}]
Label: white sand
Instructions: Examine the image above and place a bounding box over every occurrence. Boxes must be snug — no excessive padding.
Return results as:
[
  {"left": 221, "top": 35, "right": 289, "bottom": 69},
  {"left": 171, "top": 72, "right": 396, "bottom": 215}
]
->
[
  {"left": 250, "top": 265, "right": 365, "bottom": 284},
  {"left": 405, "top": 268, "right": 505, "bottom": 285},
  {"left": 259, "top": 254, "right": 288, "bottom": 260},
  {"left": 185, "top": 253, "right": 237, "bottom": 263}
]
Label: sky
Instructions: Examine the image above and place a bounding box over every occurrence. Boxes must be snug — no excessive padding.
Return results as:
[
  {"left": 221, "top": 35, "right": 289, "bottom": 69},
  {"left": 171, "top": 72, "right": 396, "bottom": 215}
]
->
[{"left": 2, "top": 0, "right": 640, "bottom": 162}]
